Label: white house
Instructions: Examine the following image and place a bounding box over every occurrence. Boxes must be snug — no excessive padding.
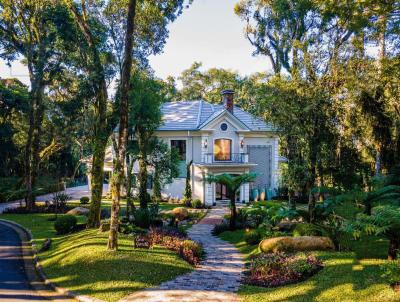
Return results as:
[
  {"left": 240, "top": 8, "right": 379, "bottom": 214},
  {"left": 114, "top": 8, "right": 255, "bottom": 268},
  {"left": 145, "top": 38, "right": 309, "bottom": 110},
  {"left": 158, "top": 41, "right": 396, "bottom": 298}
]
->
[
  {"left": 156, "top": 90, "right": 279, "bottom": 206},
  {"left": 86, "top": 90, "right": 280, "bottom": 206}
]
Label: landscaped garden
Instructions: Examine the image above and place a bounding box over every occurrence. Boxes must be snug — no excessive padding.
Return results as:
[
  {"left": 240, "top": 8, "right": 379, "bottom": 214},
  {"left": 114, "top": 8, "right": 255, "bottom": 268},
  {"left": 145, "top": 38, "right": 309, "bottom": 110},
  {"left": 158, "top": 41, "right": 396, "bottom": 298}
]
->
[
  {"left": 211, "top": 168, "right": 400, "bottom": 302},
  {"left": 1, "top": 184, "right": 208, "bottom": 301}
]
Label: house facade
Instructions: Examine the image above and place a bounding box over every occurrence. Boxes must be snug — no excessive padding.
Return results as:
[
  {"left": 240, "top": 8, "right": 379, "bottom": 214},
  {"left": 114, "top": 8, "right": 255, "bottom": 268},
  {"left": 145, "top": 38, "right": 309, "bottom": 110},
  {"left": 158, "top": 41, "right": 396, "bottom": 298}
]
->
[{"left": 157, "top": 90, "right": 279, "bottom": 206}]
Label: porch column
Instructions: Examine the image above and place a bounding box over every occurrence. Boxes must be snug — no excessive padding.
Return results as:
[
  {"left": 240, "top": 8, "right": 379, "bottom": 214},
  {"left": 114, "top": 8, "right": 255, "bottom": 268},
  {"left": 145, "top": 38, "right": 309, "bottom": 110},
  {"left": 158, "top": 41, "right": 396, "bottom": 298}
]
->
[
  {"left": 240, "top": 183, "right": 250, "bottom": 203},
  {"left": 204, "top": 181, "right": 214, "bottom": 206}
]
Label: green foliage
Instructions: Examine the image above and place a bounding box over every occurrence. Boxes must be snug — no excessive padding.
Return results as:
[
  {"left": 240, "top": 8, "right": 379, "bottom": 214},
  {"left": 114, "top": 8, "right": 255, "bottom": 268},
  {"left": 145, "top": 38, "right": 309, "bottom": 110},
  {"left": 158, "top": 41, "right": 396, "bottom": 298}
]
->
[
  {"left": 54, "top": 215, "right": 77, "bottom": 235},
  {"left": 133, "top": 208, "right": 151, "bottom": 229},
  {"left": 80, "top": 196, "right": 90, "bottom": 204},
  {"left": 244, "top": 229, "right": 263, "bottom": 245},
  {"left": 183, "top": 160, "right": 193, "bottom": 201},
  {"left": 293, "top": 223, "right": 324, "bottom": 237},
  {"left": 381, "top": 260, "right": 400, "bottom": 285},
  {"left": 191, "top": 199, "right": 202, "bottom": 209}
]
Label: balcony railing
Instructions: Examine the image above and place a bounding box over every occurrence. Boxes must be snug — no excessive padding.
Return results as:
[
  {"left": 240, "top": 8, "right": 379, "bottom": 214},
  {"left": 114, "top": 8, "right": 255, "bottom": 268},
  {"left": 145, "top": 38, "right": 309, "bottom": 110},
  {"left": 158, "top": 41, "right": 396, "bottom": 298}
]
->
[{"left": 200, "top": 153, "right": 249, "bottom": 164}]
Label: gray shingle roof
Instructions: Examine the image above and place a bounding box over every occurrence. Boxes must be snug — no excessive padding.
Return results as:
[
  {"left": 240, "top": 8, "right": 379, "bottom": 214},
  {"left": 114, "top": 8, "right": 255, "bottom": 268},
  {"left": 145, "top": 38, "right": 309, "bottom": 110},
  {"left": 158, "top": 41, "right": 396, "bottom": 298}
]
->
[{"left": 158, "top": 100, "right": 275, "bottom": 132}]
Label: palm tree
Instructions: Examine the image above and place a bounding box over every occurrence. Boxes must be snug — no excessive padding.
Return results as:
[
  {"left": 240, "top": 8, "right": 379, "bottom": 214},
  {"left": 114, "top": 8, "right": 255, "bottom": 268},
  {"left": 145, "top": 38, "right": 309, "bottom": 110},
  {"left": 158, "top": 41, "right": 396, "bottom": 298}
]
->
[{"left": 206, "top": 173, "right": 257, "bottom": 230}]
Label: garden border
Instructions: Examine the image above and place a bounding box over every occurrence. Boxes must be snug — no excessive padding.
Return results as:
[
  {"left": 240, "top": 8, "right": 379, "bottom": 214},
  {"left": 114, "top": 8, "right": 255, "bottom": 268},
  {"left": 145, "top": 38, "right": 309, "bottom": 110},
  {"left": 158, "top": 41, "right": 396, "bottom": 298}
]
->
[{"left": 0, "top": 218, "right": 105, "bottom": 302}]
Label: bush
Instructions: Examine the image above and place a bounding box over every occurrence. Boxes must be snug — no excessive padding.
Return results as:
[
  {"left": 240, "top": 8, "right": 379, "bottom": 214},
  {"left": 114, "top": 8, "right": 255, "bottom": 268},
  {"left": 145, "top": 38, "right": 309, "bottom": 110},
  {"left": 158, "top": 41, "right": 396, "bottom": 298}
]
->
[
  {"left": 80, "top": 196, "right": 89, "bottom": 204},
  {"left": 211, "top": 222, "right": 230, "bottom": 235},
  {"left": 133, "top": 208, "right": 151, "bottom": 228},
  {"left": 381, "top": 260, "right": 400, "bottom": 286},
  {"left": 171, "top": 207, "right": 189, "bottom": 221},
  {"left": 191, "top": 199, "right": 203, "bottom": 209},
  {"left": 245, "top": 252, "right": 322, "bottom": 287},
  {"left": 180, "top": 240, "right": 203, "bottom": 265},
  {"left": 259, "top": 236, "right": 335, "bottom": 253},
  {"left": 245, "top": 229, "right": 263, "bottom": 245},
  {"left": 54, "top": 215, "right": 77, "bottom": 234},
  {"left": 181, "top": 197, "right": 192, "bottom": 207},
  {"left": 293, "top": 223, "right": 323, "bottom": 237}
]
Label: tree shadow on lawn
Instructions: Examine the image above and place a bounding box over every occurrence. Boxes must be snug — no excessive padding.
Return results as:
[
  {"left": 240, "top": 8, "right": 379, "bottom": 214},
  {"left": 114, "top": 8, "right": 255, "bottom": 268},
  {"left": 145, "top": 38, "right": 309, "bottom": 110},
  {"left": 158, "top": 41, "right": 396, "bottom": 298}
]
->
[
  {"left": 44, "top": 255, "right": 193, "bottom": 301},
  {"left": 240, "top": 252, "right": 399, "bottom": 302}
]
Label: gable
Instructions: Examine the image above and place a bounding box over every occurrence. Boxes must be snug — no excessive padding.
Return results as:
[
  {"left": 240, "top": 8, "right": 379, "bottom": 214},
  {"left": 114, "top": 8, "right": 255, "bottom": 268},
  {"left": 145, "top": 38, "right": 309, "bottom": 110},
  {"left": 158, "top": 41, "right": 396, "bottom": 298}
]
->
[{"left": 199, "top": 110, "right": 250, "bottom": 132}]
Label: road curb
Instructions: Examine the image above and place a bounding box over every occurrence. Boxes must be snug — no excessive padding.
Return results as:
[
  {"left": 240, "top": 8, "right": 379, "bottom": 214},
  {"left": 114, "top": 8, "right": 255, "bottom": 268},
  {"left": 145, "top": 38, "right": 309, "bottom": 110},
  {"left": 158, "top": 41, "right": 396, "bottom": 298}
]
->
[{"left": 0, "top": 219, "right": 105, "bottom": 302}]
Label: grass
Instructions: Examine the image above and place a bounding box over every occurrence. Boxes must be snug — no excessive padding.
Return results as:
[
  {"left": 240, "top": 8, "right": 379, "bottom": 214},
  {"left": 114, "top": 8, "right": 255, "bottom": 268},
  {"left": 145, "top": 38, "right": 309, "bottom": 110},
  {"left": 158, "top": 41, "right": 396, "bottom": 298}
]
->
[
  {"left": 1, "top": 212, "right": 193, "bottom": 302},
  {"left": 219, "top": 229, "right": 399, "bottom": 302}
]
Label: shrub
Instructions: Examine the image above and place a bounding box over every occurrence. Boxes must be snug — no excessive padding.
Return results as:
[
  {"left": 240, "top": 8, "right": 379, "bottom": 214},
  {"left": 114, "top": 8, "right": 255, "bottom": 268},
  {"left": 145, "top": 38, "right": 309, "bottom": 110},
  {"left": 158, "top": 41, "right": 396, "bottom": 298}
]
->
[
  {"left": 101, "top": 208, "right": 111, "bottom": 219},
  {"left": 80, "top": 196, "right": 89, "bottom": 204},
  {"left": 245, "top": 229, "right": 263, "bottom": 245},
  {"left": 180, "top": 240, "right": 203, "bottom": 265},
  {"left": 259, "top": 236, "right": 335, "bottom": 253},
  {"left": 211, "top": 222, "right": 230, "bottom": 235},
  {"left": 381, "top": 260, "right": 400, "bottom": 286},
  {"left": 133, "top": 208, "right": 151, "bottom": 228},
  {"left": 171, "top": 207, "right": 189, "bottom": 221},
  {"left": 54, "top": 215, "right": 77, "bottom": 234},
  {"left": 191, "top": 199, "right": 203, "bottom": 209},
  {"left": 181, "top": 197, "right": 192, "bottom": 207},
  {"left": 293, "top": 223, "right": 323, "bottom": 237},
  {"left": 245, "top": 252, "right": 322, "bottom": 287}
]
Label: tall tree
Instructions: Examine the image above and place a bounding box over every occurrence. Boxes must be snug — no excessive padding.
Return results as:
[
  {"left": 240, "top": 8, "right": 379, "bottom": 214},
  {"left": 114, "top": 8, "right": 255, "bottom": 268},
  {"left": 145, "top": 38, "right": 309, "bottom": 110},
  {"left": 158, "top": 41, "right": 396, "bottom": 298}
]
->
[
  {"left": 65, "top": 0, "right": 112, "bottom": 228},
  {"left": 128, "top": 71, "right": 165, "bottom": 209},
  {"left": 0, "top": 0, "right": 72, "bottom": 210},
  {"left": 107, "top": 0, "right": 137, "bottom": 251}
]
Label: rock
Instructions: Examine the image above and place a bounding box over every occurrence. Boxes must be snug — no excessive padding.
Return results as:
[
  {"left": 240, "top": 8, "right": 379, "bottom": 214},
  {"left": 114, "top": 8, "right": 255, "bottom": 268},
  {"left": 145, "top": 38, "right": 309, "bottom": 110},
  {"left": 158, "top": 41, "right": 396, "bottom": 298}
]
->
[
  {"left": 66, "top": 207, "right": 89, "bottom": 215},
  {"left": 99, "top": 221, "right": 110, "bottom": 232},
  {"left": 259, "top": 236, "right": 335, "bottom": 253},
  {"left": 39, "top": 238, "right": 52, "bottom": 252},
  {"left": 276, "top": 221, "right": 297, "bottom": 232},
  {"left": 171, "top": 207, "right": 189, "bottom": 221}
]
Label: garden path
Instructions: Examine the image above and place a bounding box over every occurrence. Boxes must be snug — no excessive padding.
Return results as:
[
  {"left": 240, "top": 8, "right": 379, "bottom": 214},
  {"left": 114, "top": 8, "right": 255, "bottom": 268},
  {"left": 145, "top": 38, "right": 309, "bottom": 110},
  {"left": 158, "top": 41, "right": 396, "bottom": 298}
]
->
[{"left": 119, "top": 206, "right": 245, "bottom": 302}]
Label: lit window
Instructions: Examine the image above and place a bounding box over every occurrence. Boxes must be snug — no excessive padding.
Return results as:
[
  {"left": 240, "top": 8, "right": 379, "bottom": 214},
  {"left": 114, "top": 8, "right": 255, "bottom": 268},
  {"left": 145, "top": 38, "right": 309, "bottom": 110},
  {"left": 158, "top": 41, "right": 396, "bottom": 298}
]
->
[{"left": 214, "top": 139, "right": 232, "bottom": 161}]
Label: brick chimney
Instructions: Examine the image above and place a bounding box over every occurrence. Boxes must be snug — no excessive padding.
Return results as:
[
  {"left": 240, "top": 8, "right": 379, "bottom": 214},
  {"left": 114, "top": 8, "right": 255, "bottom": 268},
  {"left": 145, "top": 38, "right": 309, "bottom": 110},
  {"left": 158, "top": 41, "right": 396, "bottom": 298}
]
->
[{"left": 221, "top": 89, "right": 234, "bottom": 113}]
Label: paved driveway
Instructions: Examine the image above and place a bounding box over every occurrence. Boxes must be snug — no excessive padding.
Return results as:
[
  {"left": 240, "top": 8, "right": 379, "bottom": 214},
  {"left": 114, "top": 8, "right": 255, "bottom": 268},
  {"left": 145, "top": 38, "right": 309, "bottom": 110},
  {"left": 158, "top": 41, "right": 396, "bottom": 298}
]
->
[
  {"left": 0, "top": 185, "right": 109, "bottom": 214},
  {"left": 0, "top": 222, "right": 75, "bottom": 301}
]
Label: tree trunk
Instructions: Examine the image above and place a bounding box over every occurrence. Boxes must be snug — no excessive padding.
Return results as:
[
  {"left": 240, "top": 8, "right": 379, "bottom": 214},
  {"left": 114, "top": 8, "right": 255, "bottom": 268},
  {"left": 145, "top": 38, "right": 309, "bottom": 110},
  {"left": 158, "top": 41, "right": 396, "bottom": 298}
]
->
[
  {"left": 125, "top": 156, "right": 135, "bottom": 220},
  {"left": 25, "top": 77, "right": 45, "bottom": 211},
  {"left": 308, "top": 191, "right": 316, "bottom": 223},
  {"left": 68, "top": 4, "right": 110, "bottom": 229},
  {"left": 138, "top": 132, "right": 149, "bottom": 209},
  {"left": 229, "top": 193, "right": 237, "bottom": 230},
  {"left": 107, "top": 0, "right": 137, "bottom": 250},
  {"left": 388, "top": 237, "right": 399, "bottom": 260}
]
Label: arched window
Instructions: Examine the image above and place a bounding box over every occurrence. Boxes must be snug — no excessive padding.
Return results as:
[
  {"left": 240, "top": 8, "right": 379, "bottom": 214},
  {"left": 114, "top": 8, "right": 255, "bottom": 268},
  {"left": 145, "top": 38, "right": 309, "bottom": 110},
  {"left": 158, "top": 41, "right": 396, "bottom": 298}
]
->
[{"left": 214, "top": 139, "right": 232, "bottom": 161}]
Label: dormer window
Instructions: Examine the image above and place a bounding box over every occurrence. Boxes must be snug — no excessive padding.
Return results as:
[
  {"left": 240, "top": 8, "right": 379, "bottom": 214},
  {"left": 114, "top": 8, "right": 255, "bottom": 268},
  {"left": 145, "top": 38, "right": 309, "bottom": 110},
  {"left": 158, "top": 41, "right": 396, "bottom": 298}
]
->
[
  {"left": 220, "top": 122, "right": 228, "bottom": 131},
  {"left": 214, "top": 139, "right": 232, "bottom": 161}
]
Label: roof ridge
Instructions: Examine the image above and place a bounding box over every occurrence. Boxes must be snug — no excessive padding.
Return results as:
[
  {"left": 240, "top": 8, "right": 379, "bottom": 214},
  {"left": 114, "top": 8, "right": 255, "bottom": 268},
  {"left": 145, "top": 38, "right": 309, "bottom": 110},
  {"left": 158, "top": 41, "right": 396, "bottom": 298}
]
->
[{"left": 196, "top": 100, "right": 203, "bottom": 128}]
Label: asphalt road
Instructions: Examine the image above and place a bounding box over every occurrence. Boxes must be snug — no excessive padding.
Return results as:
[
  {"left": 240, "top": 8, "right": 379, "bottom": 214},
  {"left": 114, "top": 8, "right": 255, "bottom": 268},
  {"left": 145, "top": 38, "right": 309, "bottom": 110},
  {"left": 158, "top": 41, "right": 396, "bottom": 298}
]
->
[
  {"left": 0, "top": 222, "right": 75, "bottom": 302},
  {"left": 0, "top": 222, "right": 49, "bottom": 301}
]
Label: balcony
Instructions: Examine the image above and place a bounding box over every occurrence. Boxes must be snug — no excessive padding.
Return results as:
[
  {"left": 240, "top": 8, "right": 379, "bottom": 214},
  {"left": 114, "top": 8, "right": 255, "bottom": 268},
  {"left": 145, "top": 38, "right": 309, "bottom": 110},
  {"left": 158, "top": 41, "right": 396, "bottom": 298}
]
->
[{"left": 199, "top": 153, "right": 249, "bottom": 164}]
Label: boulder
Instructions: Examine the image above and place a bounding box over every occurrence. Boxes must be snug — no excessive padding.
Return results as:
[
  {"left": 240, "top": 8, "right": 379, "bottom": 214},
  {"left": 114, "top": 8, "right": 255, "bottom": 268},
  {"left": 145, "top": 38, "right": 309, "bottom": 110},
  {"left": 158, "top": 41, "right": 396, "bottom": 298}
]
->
[
  {"left": 66, "top": 207, "right": 89, "bottom": 215},
  {"left": 259, "top": 236, "right": 335, "bottom": 253},
  {"left": 275, "top": 221, "right": 297, "bottom": 232}
]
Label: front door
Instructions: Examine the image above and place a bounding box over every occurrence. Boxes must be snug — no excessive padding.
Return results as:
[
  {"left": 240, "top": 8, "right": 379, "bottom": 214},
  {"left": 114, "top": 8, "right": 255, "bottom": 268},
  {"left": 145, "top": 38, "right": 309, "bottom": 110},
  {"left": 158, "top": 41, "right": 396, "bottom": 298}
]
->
[{"left": 215, "top": 183, "right": 229, "bottom": 200}]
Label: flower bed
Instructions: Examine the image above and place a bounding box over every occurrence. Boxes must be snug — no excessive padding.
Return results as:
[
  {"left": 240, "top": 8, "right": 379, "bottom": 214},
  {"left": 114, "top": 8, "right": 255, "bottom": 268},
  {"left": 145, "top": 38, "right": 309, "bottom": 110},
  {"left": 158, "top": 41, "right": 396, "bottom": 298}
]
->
[
  {"left": 245, "top": 252, "right": 322, "bottom": 287},
  {"left": 149, "top": 227, "right": 203, "bottom": 265}
]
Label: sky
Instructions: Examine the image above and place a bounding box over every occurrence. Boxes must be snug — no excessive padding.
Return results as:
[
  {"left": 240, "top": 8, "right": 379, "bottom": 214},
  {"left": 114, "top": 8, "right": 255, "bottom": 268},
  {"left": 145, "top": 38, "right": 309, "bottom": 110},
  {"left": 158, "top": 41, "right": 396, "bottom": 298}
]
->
[{"left": 0, "top": 0, "right": 272, "bottom": 87}]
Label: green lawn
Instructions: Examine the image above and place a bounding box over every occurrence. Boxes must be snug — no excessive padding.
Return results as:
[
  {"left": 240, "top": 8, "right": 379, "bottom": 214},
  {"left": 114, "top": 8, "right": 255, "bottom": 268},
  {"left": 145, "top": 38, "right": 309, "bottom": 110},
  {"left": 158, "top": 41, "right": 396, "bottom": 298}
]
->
[
  {"left": 219, "top": 229, "right": 400, "bottom": 302},
  {"left": 1, "top": 213, "right": 192, "bottom": 302}
]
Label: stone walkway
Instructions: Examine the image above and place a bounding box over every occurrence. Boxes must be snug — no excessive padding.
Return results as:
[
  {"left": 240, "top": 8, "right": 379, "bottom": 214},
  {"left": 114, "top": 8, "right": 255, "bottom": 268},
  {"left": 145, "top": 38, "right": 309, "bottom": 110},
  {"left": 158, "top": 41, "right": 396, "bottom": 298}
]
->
[{"left": 119, "top": 207, "right": 245, "bottom": 302}]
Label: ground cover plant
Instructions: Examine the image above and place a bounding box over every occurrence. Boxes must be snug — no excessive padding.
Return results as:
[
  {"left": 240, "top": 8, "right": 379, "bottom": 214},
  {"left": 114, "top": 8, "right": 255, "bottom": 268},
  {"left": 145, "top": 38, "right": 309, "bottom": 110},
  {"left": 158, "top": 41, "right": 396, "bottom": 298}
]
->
[{"left": 245, "top": 252, "right": 322, "bottom": 287}]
